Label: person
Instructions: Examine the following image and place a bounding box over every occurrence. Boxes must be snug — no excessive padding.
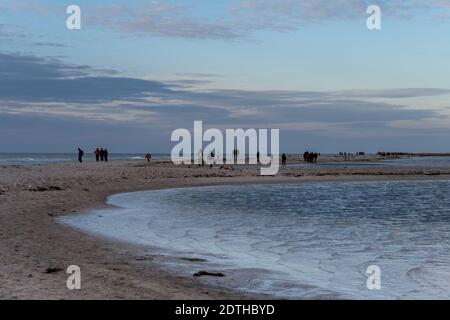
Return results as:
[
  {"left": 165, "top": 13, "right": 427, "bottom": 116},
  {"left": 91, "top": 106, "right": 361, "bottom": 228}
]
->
[
  {"left": 95, "top": 148, "right": 100, "bottom": 162},
  {"left": 233, "top": 148, "right": 239, "bottom": 163},
  {"left": 104, "top": 149, "right": 109, "bottom": 162},
  {"left": 145, "top": 153, "right": 152, "bottom": 162},
  {"left": 257, "top": 151, "right": 260, "bottom": 164},
  {"left": 313, "top": 152, "right": 318, "bottom": 163},
  {"left": 282, "top": 153, "right": 287, "bottom": 166},
  {"left": 303, "top": 151, "right": 309, "bottom": 162},
  {"left": 100, "top": 148, "right": 105, "bottom": 161},
  {"left": 209, "top": 151, "right": 215, "bottom": 167},
  {"left": 78, "top": 148, "right": 84, "bottom": 163}
]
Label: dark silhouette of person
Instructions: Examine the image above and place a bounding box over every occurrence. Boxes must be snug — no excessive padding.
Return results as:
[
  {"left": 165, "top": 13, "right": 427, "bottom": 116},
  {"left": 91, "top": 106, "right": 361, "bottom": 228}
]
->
[
  {"left": 145, "top": 153, "right": 152, "bottom": 162},
  {"left": 78, "top": 148, "right": 84, "bottom": 163},
  {"left": 104, "top": 149, "right": 109, "bottom": 162},
  {"left": 282, "top": 153, "right": 287, "bottom": 166},
  {"left": 209, "top": 151, "right": 215, "bottom": 167},
  {"left": 257, "top": 151, "right": 260, "bottom": 164},
  {"left": 95, "top": 148, "right": 100, "bottom": 162},
  {"left": 314, "top": 152, "right": 318, "bottom": 163},
  {"left": 303, "top": 151, "right": 309, "bottom": 162},
  {"left": 100, "top": 148, "right": 105, "bottom": 161}
]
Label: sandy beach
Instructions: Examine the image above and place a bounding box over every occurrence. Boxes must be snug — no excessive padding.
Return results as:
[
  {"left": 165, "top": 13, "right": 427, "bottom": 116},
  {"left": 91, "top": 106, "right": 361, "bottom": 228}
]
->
[{"left": 1, "top": 157, "right": 450, "bottom": 299}]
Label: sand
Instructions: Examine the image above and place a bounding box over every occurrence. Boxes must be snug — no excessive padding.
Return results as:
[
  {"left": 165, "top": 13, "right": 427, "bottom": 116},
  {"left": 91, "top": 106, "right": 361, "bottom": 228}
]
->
[{"left": 1, "top": 158, "right": 450, "bottom": 299}]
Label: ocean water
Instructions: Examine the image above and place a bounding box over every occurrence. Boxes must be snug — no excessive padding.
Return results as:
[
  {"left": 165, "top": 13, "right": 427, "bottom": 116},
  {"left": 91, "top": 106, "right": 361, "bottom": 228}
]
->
[
  {"left": 59, "top": 181, "right": 450, "bottom": 299},
  {"left": 0, "top": 153, "right": 171, "bottom": 165},
  {"left": 288, "top": 156, "right": 450, "bottom": 169}
]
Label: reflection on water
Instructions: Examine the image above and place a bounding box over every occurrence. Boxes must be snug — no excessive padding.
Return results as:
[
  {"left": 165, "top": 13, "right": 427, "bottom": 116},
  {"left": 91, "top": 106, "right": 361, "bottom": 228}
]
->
[{"left": 60, "top": 181, "right": 450, "bottom": 299}]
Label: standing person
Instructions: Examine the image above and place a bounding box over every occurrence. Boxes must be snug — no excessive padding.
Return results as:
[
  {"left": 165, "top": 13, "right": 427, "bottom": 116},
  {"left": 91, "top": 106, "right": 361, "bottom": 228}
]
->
[
  {"left": 78, "top": 148, "right": 84, "bottom": 163},
  {"left": 233, "top": 148, "right": 239, "bottom": 163},
  {"left": 282, "top": 153, "right": 287, "bottom": 166},
  {"left": 257, "top": 151, "right": 260, "bottom": 164},
  {"left": 104, "top": 149, "right": 109, "bottom": 162},
  {"left": 145, "top": 153, "right": 152, "bottom": 162},
  {"left": 303, "top": 151, "right": 309, "bottom": 162},
  {"left": 95, "top": 148, "right": 100, "bottom": 162},
  {"left": 100, "top": 148, "right": 105, "bottom": 161}
]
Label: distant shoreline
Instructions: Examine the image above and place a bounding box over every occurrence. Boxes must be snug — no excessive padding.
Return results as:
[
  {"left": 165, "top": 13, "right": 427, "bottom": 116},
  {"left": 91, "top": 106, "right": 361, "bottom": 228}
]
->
[{"left": 2, "top": 152, "right": 450, "bottom": 167}]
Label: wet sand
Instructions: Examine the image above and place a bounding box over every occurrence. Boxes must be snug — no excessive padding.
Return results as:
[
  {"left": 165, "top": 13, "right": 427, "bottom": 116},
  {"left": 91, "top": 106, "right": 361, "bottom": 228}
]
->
[{"left": 1, "top": 158, "right": 450, "bottom": 299}]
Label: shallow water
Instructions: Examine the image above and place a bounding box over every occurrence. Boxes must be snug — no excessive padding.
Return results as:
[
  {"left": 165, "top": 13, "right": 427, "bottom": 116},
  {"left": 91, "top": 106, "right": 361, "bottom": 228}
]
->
[
  {"left": 288, "top": 156, "right": 450, "bottom": 169},
  {"left": 0, "top": 153, "right": 170, "bottom": 165},
  {"left": 60, "top": 181, "right": 450, "bottom": 299}
]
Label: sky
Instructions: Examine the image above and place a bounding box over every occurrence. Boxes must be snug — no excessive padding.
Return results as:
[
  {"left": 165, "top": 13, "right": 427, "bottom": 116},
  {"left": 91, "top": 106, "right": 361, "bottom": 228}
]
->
[{"left": 1, "top": 0, "right": 450, "bottom": 153}]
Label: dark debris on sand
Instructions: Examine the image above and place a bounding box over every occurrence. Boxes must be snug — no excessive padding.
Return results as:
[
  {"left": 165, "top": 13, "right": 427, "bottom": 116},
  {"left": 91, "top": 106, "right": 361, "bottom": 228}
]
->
[
  {"left": 193, "top": 271, "right": 225, "bottom": 277},
  {"left": 29, "top": 186, "right": 64, "bottom": 192},
  {"left": 45, "top": 267, "right": 64, "bottom": 274}
]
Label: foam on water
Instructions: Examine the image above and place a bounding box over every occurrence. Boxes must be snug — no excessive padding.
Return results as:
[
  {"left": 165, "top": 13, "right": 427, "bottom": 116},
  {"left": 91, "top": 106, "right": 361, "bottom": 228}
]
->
[{"left": 59, "top": 181, "right": 450, "bottom": 299}]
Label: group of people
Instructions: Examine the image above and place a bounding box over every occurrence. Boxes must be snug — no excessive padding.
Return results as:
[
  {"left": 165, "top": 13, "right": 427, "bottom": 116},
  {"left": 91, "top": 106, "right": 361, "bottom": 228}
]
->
[
  {"left": 303, "top": 151, "right": 319, "bottom": 163},
  {"left": 339, "top": 152, "right": 365, "bottom": 156},
  {"left": 376, "top": 152, "right": 403, "bottom": 158},
  {"left": 94, "top": 148, "right": 109, "bottom": 162},
  {"left": 76, "top": 147, "right": 109, "bottom": 163}
]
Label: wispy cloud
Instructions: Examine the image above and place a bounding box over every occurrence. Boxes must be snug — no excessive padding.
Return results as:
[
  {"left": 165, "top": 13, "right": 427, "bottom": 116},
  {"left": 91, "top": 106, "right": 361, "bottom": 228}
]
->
[
  {"left": 4, "top": 0, "right": 450, "bottom": 41},
  {"left": 31, "top": 41, "right": 70, "bottom": 48},
  {"left": 233, "top": 0, "right": 450, "bottom": 26},
  {"left": 1, "top": 52, "right": 448, "bottom": 131},
  {"left": 0, "top": 23, "right": 26, "bottom": 41},
  {"left": 85, "top": 2, "right": 240, "bottom": 40},
  {"left": 86, "top": 0, "right": 450, "bottom": 39}
]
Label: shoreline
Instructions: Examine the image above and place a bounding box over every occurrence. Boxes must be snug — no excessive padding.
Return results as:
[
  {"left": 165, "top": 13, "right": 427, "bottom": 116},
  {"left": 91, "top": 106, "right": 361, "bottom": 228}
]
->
[{"left": 1, "top": 160, "right": 450, "bottom": 299}]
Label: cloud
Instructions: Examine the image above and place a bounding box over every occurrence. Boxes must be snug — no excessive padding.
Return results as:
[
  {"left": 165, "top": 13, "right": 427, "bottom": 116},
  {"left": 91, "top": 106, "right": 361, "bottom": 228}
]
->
[
  {"left": 86, "top": 0, "right": 450, "bottom": 40},
  {"left": 174, "top": 73, "right": 222, "bottom": 78},
  {"left": 84, "top": 2, "right": 241, "bottom": 40},
  {"left": 3, "top": 0, "right": 450, "bottom": 41},
  {"left": 1, "top": 51, "right": 450, "bottom": 153},
  {"left": 0, "top": 23, "right": 26, "bottom": 41},
  {"left": 31, "top": 42, "right": 70, "bottom": 48},
  {"left": 232, "top": 0, "right": 450, "bottom": 27},
  {"left": 330, "top": 88, "right": 450, "bottom": 99},
  {"left": 0, "top": 53, "right": 168, "bottom": 102},
  {"left": 389, "top": 117, "right": 450, "bottom": 130}
]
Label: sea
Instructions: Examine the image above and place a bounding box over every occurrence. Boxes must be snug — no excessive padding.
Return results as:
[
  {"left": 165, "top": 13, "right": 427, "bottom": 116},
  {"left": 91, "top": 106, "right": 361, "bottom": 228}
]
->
[
  {"left": 59, "top": 180, "right": 450, "bottom": 299},
  {"left": 0, "top": 153, "right": 171, "bottom": 165}
]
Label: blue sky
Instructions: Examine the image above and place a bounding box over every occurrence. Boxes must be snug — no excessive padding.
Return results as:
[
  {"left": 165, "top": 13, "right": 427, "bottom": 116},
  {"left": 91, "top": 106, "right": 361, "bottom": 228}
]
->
[{"left": 1, "top": 0, "right": 450, "bottom": 153}]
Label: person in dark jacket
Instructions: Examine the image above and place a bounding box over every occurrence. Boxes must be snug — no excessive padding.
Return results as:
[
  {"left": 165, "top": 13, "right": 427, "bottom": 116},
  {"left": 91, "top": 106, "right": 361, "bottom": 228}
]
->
[{"left": 78, "top": 148, "right": 84, "bottom": 163}]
